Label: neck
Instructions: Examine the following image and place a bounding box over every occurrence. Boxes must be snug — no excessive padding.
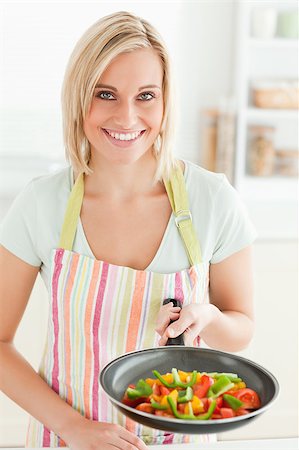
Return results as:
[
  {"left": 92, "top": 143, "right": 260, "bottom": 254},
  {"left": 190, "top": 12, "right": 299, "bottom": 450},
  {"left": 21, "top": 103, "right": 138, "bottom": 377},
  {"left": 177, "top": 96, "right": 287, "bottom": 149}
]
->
[{"left": 84, "top": 150, "right": 162, "bottom": 199}]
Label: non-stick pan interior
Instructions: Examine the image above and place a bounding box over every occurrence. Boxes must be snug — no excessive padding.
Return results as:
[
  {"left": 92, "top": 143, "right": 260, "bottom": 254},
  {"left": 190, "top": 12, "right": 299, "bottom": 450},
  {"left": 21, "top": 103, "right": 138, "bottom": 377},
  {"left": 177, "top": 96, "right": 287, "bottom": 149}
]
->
[{"left": 100, "top": 346, "right": 279, "bottom": 434}]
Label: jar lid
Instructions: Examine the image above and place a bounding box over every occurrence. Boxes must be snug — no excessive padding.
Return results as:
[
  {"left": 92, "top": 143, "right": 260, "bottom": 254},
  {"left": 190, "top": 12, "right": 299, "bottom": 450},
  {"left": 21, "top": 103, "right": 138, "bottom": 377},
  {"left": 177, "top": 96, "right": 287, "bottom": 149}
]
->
[
  {"left": 276, "top": 149, "right": 299, "bottom": 158},
  {"left": 251, "top": 79, "right": 299, "bottom": 89},
  {"left": 249, "top": 125, "right": 275, "bottom": 133},
  {"left": 203, "top": 109, "right": 220, "bottom": 118}
]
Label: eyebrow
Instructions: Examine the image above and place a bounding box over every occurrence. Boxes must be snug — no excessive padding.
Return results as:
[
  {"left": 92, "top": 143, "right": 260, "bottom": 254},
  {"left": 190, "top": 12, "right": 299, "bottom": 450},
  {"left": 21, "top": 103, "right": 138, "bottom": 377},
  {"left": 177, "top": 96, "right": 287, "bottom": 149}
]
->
[{"left": 95, "top": 83, "right": 161, "bottom": 91}]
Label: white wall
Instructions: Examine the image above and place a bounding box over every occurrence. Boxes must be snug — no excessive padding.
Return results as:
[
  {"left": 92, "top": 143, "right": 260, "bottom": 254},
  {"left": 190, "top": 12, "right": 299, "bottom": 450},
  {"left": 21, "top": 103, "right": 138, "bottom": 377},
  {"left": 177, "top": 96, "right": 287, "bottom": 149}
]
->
[
  {"left": 0, "top": 0, "right": 235, "bottom": 163},
  {"left": 174, "top": 1, "right": 236, "bottom": 162},
  {"left": 0, "top": 0, "right": 182, "bottom": 160}
]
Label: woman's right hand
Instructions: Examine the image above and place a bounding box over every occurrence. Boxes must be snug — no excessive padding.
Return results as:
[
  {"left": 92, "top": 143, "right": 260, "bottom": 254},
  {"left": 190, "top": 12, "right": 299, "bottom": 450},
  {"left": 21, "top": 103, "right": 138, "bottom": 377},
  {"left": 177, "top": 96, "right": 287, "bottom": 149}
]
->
[{"left": 63, "top": 417, "right": 148, "bottom": 450}]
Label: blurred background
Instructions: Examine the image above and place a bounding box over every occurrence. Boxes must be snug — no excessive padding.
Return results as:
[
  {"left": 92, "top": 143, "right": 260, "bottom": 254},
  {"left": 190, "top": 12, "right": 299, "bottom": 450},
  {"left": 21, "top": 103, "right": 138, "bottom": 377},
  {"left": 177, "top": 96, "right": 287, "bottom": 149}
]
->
[{"left": 0, "top": 0, "right": 298, "bottom": 446}]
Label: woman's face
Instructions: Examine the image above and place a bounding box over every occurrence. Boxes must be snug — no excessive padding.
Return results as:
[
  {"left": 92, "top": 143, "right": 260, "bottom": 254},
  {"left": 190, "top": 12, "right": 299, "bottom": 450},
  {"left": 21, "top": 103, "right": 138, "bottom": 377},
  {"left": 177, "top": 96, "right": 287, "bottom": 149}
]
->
[{"left": 83, "top": 48, "right": 164, "bottom": 166}]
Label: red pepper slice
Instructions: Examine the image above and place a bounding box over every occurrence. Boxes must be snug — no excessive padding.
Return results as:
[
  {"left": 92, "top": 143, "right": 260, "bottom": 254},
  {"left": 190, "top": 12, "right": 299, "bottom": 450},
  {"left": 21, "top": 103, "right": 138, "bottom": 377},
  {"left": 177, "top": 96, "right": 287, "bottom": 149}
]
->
[
  {"left": 160, "top": 386, "right": 171, "bottom": 396},
  {"left": 193, "top": 375, "right": 213, "bottom": 398}
]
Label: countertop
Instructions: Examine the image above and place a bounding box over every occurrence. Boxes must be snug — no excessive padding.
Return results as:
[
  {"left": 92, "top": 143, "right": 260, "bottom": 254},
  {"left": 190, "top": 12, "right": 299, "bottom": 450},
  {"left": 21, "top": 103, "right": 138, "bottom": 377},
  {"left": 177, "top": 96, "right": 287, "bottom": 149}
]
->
[{"left": 4, "top": 437, "right": 298, "bottom": 450}]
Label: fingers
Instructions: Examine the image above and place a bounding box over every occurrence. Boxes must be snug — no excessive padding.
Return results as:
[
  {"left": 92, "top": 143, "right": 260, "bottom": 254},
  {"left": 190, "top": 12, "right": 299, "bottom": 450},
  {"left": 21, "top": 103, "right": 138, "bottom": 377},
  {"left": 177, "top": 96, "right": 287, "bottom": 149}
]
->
[
  {"left": 106, "top": 424, "right": 147, "bottom": 449},
  {"left": 182, "top": 323, "right": 199, "bottom": 347},
  {"left": 65, "top": 420, "right": 147, "bottom": 450},
  {"left": 118, "top": 425, "right": 148, "bottom": 449},
  {"left": 158, "top": 305, "right": 199, "bottom": 346},
  {"left": 166, "top": 308, "right": 195, "bottom": 338},
  {"left": 155, "top": 303, "right": 181, "bottom": 336},
  {"left": 158, "top": 334, "right": 170, "bottom": 346}
]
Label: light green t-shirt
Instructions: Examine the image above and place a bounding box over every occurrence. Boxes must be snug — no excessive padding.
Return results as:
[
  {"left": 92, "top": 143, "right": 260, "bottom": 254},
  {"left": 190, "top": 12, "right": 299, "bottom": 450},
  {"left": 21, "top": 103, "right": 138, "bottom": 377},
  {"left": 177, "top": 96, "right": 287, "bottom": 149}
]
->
[{"left": 0, "top": 159, "right": 257, "bottom": 291}]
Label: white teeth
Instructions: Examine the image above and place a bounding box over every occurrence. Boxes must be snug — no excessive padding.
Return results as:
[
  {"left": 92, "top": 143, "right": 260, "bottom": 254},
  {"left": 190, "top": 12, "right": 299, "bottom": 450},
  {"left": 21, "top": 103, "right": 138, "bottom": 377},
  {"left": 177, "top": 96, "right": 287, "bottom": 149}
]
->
[{"left": 104, "top": 129, "right": 143, "bottom": 141}]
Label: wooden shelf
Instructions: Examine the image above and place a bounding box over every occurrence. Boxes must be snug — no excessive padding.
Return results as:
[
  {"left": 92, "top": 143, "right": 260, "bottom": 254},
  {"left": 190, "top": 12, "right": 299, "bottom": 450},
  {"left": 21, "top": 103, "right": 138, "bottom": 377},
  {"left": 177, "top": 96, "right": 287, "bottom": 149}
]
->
[
  {"left": 237, "top": 175, "right": 297, "bottom": 201},
  {"left": 246, "top": 107, "right": 298, "bottom": 121},
  {"left": 248, "top": 37, "right": 298, "bottom": 49},
  {"left": 234, "top": 1, "right": 298, "bottom": 209}
]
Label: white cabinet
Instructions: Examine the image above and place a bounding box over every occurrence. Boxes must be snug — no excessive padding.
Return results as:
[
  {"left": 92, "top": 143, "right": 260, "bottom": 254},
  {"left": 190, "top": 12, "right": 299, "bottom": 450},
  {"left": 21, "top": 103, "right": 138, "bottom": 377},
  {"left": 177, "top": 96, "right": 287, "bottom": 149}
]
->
[{"left": 234, "top": 1, "right": 298, "bottom": 239}]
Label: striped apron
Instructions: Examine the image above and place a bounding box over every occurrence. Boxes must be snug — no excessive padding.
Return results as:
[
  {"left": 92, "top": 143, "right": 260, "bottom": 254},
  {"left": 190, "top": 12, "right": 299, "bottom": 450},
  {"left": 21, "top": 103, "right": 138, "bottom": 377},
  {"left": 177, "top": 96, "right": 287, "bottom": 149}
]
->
[{"left": 26, "top": 165, "right": 215, "bottom": 446}]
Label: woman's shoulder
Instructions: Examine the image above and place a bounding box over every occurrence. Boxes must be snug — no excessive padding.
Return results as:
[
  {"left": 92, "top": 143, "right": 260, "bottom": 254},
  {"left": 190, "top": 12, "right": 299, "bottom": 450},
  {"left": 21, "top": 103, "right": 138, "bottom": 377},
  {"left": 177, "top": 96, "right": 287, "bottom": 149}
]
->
[
  {"left": 180, "top": 159, "right": 228, "bottom": 197},
  {"left": 10, "top": 165, "right": 74, "bottom": 222},
  {"left": 29, "top": 165, "right": 73, "bottom": 196}
]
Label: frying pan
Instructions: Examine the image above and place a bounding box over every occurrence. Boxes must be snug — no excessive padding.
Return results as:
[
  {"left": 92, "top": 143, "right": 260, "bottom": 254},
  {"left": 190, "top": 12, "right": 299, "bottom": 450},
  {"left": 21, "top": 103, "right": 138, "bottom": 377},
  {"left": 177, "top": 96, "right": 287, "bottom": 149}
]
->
[{"left": 100, "top": 301, "right": 279, "bottom": 434}]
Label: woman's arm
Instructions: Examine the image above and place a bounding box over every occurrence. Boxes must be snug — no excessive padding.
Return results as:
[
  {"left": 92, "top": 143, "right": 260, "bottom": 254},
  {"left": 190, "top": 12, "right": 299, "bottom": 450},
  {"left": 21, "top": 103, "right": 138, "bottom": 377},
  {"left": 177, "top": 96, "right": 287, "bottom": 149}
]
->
[
  {"left": 156, "top": 246, "right": 255, "bottom": 352},
  {"left": 0, "top": 245, "right": 84, "bottom": 436},
  {"left": 0, "top": 245, "right": 146, "bottom": 450}
]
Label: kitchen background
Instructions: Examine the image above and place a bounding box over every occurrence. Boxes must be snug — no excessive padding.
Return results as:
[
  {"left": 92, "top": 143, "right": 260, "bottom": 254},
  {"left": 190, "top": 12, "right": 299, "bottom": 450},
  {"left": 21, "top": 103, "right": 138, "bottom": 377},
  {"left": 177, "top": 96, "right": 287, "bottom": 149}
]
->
[{"left": 0, "top": 0, "right": 298, "bottom": 446}]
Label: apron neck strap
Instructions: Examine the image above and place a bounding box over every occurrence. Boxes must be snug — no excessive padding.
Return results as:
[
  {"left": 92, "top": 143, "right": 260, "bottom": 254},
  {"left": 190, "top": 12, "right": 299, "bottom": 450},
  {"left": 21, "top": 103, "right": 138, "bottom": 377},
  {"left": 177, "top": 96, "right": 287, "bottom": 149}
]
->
[
  {"left": 59, "top": 164, "right": 202, "bottom": 266},
  {"left": 163, "top": 166, "right": 202, "bottom": 265},
  {"left": 58, "top": 172, "right": 84, "bottom": 251}
]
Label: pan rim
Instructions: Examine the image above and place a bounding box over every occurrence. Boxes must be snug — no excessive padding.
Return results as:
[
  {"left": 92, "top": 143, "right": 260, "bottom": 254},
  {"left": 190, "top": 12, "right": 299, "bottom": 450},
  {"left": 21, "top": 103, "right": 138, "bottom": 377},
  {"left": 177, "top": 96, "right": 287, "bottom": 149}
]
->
[{"left": 100, "top": 346, "right": 280, "bottom": 427}]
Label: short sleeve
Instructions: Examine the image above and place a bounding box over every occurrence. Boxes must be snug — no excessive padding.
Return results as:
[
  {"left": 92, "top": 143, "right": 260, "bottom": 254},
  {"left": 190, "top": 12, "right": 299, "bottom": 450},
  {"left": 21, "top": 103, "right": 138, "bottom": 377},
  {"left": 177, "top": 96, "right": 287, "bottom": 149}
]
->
[
  {"left": 210, "top": 175, "right": 258, "bottom": 264},
  {"left": 0, "top": 180, "right": 42, "bottom": 267}
]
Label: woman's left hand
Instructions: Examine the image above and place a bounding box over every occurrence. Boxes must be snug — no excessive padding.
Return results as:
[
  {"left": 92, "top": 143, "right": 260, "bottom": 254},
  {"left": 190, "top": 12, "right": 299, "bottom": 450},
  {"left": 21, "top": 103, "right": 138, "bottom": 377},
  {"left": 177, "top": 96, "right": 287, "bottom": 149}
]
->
[{"left": 157, "top": 303, "right": 217, "bottom": 347}]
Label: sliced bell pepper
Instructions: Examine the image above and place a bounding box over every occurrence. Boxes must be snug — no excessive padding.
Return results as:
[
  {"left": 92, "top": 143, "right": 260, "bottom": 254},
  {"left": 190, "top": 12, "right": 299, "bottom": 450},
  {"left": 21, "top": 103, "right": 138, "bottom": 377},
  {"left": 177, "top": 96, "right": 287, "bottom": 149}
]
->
[
  {"left": 160, "top": 386, "right": 171, "bottom": 396},
  {"left": 207, "top": 375, "right": 234, "bottom": 398},
  {"left": 168, "top": 396, "right": 217, "bottom": 420},
  {"left": 193, "top": 374, "right": 213, "bottom": 398},
  {"left": 126, "top": 379, "right": 153, "bottom": 399},
  {"left": 167, "top": 388, "right": 178, "bottom": 405},
  {"left": 227, "top": 381, "right": 246, "bottom": 391},
  {"left": 207, "top": 372, "right": 242, "bottom": 383},
  {"left": 223, "top": 393, "right": 243, "bottom": 410},
  {"left": 177, "top": 386, "right": 193, "bottom": 403},
  {"left": 196, "top": 400, "right": 217, "bottom": 420},
  {"left": 160, "top": 394, "right": 170, "bottom": 409},
  {"left": 152, "top": 368, "right": 197, "bottom": 389},
  {"left": 191, "top": 394, "right": 204, "bottom": 414},
  {"left": 150, "top": 399, "right": 168, "bottom": 410},
  {"left": 178, "top": 370, "right": 189, "bottom": 382},
  {"left": 172, "top": 368, "right": 198, "bottom": 388},
  {"left": 152, "top": 370, "right": 177, "bottom": 388}
]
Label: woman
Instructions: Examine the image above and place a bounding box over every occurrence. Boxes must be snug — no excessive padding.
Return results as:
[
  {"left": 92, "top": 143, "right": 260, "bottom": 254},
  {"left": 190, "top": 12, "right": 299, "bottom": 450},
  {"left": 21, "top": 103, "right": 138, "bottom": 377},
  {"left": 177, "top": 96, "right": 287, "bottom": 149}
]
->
[{"left": 0, "top": 11, "right": 257, "bottom": 449}]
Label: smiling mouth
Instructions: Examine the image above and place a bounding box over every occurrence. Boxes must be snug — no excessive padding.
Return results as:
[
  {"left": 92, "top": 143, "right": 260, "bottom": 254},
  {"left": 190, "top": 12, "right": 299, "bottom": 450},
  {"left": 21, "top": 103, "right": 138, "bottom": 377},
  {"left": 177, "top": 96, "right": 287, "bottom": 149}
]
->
[{"left": 102, "top": 129, "right": 146, "bottom": 141}]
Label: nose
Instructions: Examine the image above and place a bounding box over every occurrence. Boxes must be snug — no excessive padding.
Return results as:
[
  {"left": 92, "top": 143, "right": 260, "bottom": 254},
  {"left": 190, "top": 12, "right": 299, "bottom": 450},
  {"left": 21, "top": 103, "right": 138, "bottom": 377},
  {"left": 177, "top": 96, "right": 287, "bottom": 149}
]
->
[{"left": 114, "top": 99, "right": 139, "bottom": 129}]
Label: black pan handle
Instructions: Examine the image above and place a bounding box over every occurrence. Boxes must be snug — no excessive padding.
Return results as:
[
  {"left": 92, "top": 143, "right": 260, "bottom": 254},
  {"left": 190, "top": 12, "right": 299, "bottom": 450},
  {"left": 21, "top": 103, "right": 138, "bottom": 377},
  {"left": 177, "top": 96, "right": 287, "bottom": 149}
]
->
[{"left": 162, "top": 299, "right": 184, "bottom": 346}]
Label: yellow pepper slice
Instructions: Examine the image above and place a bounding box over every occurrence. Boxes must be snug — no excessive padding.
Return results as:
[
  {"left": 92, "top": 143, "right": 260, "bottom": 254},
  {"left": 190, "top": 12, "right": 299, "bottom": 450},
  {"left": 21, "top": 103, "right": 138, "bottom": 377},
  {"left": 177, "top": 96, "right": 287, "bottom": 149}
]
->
[
  {"left": 229, "top": 381, "right": 246, "bottom": 391},
  {"left": 191, "top": 395, "right": 204, "bottom": 414},
  {"left": 168, "top": 389, "right": 178, "bottom": 407}
]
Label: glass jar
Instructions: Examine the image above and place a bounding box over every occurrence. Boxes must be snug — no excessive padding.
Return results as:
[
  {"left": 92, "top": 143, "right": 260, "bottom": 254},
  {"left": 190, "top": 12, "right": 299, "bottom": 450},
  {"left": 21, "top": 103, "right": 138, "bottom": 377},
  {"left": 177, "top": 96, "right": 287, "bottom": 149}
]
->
[
  {"left": 247, "top": 126, "right": 275, "bottom": 176},
  {"left": 251, "top": 7, "right": 277, "bottom": 39},
  {"left": 277, "top": 10, "right": 299, "bottom": 39},
  {"left": 275, "top": 150, "right": 298, "bottom": 177}
]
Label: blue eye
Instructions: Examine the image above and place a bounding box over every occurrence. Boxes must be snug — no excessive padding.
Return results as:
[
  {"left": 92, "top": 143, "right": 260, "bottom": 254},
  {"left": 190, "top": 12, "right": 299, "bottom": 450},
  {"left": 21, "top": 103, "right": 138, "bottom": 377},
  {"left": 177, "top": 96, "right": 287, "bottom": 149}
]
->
[
  {"left": 96, "top": 91, "right": 156, "bottom": 102},
  {"left": 139, "top": 92, "right": 155, "bottom": 101},
  {"left": 96, "top": 91, "right": 115, "bottom": 100}
]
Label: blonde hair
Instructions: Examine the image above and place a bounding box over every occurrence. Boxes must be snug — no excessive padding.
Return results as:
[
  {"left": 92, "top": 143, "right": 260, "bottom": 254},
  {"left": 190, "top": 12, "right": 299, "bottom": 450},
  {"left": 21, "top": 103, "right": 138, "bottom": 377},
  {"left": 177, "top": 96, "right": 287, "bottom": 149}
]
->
[{"left": 61, "top": 11, "right": 178, "bottom": 183}]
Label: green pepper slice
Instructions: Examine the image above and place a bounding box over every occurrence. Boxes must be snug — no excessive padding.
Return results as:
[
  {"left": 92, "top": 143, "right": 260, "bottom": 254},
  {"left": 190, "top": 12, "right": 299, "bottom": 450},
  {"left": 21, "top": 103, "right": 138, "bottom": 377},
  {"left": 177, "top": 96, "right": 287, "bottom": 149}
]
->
[
  {"left": 172, "top": 368, "right": 197, "bottom": 388},
  {"left": 150, "top": 399, "right": 168, "bottom": 410},
  {"left": 223, "top": 394, "right": 243, "bottom": 410},
  {"left": 177, "top": 386, "right": 193, "bottom": 403},
  {"left": 152, "top": 370, "right": 177, "bottom": 388},
  {"left": 152, "top": 368, "right": 197, "bottom": 389},
  {"left": 207, "top": 372, "right": 242, "bottom": 383},
  {"left": 126, "top": 379, "right": 152, "bottom": 399},
  {"left": 207, "top": 375, "right": 234, "bottom": 398},
  {"left": 168, "top": 396, "right": 216, "bottom": 420}
]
